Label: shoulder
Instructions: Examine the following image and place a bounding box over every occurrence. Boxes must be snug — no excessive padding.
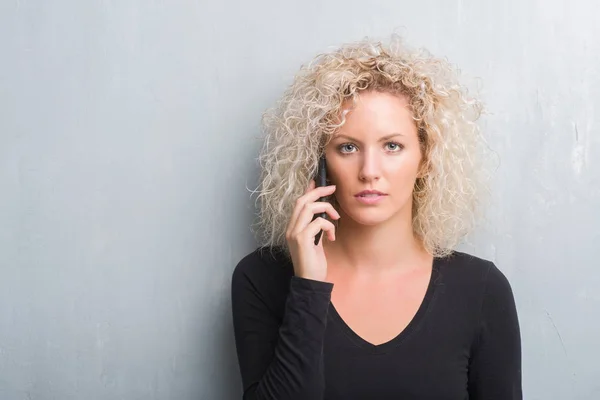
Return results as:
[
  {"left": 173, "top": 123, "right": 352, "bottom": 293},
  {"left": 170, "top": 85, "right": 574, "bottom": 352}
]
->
[
  {"left": 441, "top": 250, "right": 502, "bottom": 280},
  {"left": 442, "top": 250, "right": 492, "bottom": 269},
  {"left": 440, "top": 250, "right": 515, "bottom": 303},
  {"left": 233, "top": 246, "right": 292, "bottom": 278},
  {"left": 232, "top": 246, "right": 294, "bottom": 297}
]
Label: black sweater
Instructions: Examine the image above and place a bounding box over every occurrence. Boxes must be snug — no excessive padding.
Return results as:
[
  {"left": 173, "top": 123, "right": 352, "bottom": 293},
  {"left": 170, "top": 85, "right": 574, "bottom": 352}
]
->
[{"left": 231, "top": 247, "right": 522, "bottom": 400}]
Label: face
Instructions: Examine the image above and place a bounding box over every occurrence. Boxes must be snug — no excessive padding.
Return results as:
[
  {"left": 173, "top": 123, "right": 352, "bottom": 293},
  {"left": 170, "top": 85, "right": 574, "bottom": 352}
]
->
[{"left": 324, "top": 90, "right": 423, "bottom": 226}]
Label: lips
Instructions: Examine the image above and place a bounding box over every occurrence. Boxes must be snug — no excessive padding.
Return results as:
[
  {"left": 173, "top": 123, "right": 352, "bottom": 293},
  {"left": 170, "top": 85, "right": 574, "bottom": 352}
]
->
[
  {"left": 355, "top": 190, "right": 387, "bottom": 197},
  {"left": 354, "top": 190, "right": 387, "bottom": 205}
]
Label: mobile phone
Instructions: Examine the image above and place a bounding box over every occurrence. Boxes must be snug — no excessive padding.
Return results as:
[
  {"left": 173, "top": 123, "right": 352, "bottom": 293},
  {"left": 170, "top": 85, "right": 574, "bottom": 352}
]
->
[{"left": 312, "top": 155, "right": 328, "bottom": 245}]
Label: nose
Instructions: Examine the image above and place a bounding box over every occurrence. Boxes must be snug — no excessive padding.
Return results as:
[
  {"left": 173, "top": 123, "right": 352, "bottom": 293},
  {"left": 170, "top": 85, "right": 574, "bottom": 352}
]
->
[{"left": 358, "top": 148, "right": 381, "bottom": 182}]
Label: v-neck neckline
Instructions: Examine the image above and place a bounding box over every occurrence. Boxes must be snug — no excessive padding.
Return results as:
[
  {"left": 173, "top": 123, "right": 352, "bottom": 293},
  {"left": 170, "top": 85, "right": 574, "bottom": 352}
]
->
[{"left": 327, "top": 256, "right": 442, "bottom": 354}]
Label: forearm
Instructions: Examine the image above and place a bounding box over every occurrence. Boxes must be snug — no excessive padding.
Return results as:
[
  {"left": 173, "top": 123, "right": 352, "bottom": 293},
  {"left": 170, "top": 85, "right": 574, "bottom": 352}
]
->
[{"left": 236, "top": 277, "right": 333, "bottom": 400}]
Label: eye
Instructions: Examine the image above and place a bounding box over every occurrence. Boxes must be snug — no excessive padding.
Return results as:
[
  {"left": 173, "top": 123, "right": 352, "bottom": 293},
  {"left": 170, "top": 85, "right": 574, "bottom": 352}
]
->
[
  {"left": 385, "top": 142, "right": 404, "bottom": 152},
  {"left": 338, "top": 143, "right": 357, "bottom": 154}
]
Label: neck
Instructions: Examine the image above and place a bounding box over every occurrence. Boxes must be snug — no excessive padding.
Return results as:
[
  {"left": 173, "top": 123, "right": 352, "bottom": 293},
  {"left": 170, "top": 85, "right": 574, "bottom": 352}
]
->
[{"left": 325, "top": 208, "right": 430, "bottom": 275}]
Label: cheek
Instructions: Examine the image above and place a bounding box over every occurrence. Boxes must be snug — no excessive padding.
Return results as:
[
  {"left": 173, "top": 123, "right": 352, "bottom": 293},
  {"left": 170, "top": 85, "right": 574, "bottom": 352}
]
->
[
  {"left": 393, "top": 166, "right": 418, "bottom": 181},
  {"left": 386, "top": 157, "right": 421, "bottom": 181},
  {"left": 325, "top": 162, "right": 346, "bottom": 185}
]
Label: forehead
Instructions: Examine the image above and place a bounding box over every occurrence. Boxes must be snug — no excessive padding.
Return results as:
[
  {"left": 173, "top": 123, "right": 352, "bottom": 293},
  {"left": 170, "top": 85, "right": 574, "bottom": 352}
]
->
[{"left": 333, "top": 91, "right": 417, "bottom": 140}]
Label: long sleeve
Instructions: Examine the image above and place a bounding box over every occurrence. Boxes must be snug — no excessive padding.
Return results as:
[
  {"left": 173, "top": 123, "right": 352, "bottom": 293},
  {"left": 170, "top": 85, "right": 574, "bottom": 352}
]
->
[
  {"left": 231, "top": 259, "right": 333, "bottom": 400},
  {"left": 467, "top": 263, "right": 523, "bottom": 399}
]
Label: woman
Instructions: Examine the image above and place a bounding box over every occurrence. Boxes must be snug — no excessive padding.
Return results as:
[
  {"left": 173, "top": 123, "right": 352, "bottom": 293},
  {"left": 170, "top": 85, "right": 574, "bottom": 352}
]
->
[{"left": 231, "top": 35, "right": 522, "bottom": 399}]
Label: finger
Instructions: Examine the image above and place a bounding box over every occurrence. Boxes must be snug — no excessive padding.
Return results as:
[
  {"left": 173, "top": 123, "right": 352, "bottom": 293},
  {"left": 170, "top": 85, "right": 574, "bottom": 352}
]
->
[
  {"left": 303, "top": 184, "right": 336, "bottom": 205},
  {"left": 287, "top": 180, "right": 317, "bottom": 236},
  {"left": 289, "top": 185, "right": 336, "bottom": 229},
  {"left": 301, "top": 217, "right": 336, "bottom": 244},
  {"left": 294, "top": 202, "right": 340, "bottom": 233},
  {"left": 290, "top": 182, "right": 315, "bottom": 230},
  {"left": 291, "top": 203, "right": 339, "bottom": 242},
  {"left": 304, "top": 179, "right": 316, "bottom": 194},
  {"left": 291, "top": 200, "right": 339, "bottom": 239}
]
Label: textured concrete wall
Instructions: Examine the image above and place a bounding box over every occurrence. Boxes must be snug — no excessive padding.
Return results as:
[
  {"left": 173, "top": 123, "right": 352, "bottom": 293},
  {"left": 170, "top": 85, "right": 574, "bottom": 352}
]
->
[{"left": 1, "top": 0, "right": 598, "bottom": 398}]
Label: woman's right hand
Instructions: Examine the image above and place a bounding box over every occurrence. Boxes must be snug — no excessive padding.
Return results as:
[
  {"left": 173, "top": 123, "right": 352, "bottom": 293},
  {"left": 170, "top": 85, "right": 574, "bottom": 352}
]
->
[{"left": 285, "top": 180, "right": 339, "bottom": 282}]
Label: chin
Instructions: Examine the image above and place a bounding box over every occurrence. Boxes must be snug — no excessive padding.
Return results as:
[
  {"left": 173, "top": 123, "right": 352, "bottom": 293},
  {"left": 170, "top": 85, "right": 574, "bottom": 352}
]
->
[{"left": 341, "top": 208, "right": 395, "bottom": 226}]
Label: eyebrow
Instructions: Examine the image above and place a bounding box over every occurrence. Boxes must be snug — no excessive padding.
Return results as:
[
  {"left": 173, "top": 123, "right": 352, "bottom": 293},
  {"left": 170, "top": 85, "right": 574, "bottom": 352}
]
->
[{"left": 333, "top": 133, "right": 404, "bottom": 143}]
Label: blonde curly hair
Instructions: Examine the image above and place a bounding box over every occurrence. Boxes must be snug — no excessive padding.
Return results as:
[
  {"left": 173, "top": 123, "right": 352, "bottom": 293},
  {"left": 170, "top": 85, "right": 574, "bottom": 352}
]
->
[{"left": 252, "top": 34, "right": 492, "bottom": 258}]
